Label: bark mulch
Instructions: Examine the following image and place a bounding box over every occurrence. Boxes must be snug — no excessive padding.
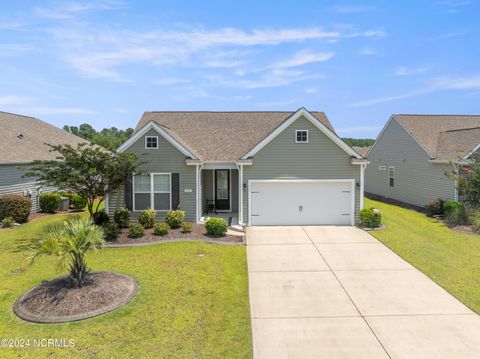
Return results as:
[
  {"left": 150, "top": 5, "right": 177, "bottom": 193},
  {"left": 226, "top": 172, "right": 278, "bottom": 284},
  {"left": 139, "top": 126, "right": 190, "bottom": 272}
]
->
[
  {"left": 107, "top": 224, "right": 244, "bottom": 246},
  {"left": 14, "top": 272, "right": 138, "bottom": 323}
]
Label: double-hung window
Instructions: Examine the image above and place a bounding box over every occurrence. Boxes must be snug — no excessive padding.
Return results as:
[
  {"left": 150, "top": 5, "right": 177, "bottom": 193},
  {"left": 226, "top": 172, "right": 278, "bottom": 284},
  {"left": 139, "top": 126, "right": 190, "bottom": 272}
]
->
[
  {"left": 133, "top": 173, "right": 171, "bottom": 211},
  {"left": 388, "top": 166, "right": 395, "bottom": 187}
]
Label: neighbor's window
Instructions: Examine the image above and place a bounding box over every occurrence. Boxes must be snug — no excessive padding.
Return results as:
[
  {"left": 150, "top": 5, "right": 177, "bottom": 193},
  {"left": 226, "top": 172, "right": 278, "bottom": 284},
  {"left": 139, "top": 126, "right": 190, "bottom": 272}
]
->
[
  {"left": 145, "top": 136, "right": 158, "bottom": 149},
  {"left": 295, "top": 130, "right": 308, "bottom": 143},
  {"left": 388, "top": 166, "right": 395, "bottom": 187},
  {"left": 133, "top": 173, "right": 171, "bottom": 211}
]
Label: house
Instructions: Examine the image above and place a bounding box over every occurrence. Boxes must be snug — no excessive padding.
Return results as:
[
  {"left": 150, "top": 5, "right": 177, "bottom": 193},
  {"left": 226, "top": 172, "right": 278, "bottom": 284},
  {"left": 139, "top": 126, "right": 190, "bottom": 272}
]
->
[
  {"left": 108, "top": 108, "right": 367, "bottom": 226},
  {"left": 365, "top": 114, "right": 480, "bottom": 208},
  {"left": 0, "top": 111, "right": 87, "bottom": 212},
  {"left": 352, "top": 146, "right": 371, "bottom": 158}
]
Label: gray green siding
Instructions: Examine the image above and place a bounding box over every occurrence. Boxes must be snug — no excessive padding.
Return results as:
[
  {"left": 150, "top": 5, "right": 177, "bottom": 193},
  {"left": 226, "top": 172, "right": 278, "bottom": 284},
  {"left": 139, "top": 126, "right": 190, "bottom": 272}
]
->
[
  {"left": 365, "top": 118, "right": 456, "bottom": 207},
  {"left": 242, "top": 115, "right": 361, "bottom": 224},
  {"left": 107, "top": 128, "right": 196, "bottom": 222}
]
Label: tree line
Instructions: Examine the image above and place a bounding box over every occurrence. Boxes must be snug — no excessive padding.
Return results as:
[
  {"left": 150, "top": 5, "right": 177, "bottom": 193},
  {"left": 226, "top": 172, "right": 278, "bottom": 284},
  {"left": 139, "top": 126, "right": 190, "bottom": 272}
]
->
[{"left": 63, "top": 124, "right": 134, "bottom": 151}]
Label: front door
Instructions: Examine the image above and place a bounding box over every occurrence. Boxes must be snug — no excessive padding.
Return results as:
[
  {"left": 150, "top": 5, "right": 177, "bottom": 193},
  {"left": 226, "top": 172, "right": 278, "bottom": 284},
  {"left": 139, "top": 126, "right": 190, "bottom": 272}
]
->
[{"left": 215, "top": 169, "right": 230, "bottom": 211}]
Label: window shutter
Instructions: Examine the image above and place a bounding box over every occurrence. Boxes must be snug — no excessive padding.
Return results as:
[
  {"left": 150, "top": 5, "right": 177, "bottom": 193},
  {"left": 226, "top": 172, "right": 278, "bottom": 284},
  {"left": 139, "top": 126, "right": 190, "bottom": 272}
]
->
[
  {"left": 171, "top": 173, "right": 180, "bottom": 210},
  {"left": 124, "top": 176, "right": 133, "bottom": 210}
]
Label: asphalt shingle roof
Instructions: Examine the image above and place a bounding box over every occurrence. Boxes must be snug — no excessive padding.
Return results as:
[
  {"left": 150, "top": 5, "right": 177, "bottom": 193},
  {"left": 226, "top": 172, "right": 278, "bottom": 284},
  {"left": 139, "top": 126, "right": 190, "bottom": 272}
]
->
[
  {"left": 0, "top": 111, "right": 88, "bottom": 164},
  {"left": 394, "top": 114, "right": 480, "bottom": 160},
  {"left": 135, "top": 111, "right": 334, "bottom": 161}
]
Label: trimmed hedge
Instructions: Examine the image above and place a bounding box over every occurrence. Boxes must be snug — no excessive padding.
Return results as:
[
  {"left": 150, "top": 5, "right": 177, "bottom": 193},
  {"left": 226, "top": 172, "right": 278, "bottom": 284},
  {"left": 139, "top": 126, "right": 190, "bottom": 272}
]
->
[
  {"left": 182, "top": 222, "right": 192, "bottom": 233},
  {"left": 0, "top": 194, "right": 32, "bottom": 223},
  {"left": 39, "top": 192, "right": 61, "bottom": 213},
  {"left": 128, "top": 223, "right": 145, "bottom": 238},
  {"left": 113, "top": 207, "right": 131, "bottom": 228},
  {"left": 165, "top": 210, "right": 185, "bottom": 229},
  {"left": 205, "top": 217, "right": 228, "bottom": 237},
  {"left": 154, "top": 223, "right": 170, "bottom": 236},
  {"left": 139, "top": 208, "right": 156, "bottom": 229},
  {"left": 359, "top": 207, "right": 381, "bottom": 228}
]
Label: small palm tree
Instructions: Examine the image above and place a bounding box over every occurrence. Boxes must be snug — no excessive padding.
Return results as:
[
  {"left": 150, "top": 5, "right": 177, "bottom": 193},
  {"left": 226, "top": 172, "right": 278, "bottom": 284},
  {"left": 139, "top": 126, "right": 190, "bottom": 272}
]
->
[{"left": 21, "top": 218, "right": 105, "bottom": 288}]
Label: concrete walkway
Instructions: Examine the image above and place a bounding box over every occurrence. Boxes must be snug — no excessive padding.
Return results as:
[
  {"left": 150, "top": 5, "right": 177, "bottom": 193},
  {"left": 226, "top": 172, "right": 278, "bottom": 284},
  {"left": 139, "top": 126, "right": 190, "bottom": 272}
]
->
[{"left": 247, "top": 226, "right": 480, "bottom": 359}]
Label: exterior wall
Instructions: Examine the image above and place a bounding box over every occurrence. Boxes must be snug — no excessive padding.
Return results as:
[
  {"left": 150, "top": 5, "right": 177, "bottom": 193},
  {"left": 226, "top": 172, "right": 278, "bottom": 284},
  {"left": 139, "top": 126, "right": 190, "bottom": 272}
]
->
[
  {"left": 365, "top": 118, "right": 456, "bottom": 207},
  {"left": 107, "top": 128, "right": 196, "bottom": 222},
  {"left": 242, "top": 115, "right": 361, "bottom": 224},
  {"left": 0, "top": 164, "right": 56, "bottom": 212}
]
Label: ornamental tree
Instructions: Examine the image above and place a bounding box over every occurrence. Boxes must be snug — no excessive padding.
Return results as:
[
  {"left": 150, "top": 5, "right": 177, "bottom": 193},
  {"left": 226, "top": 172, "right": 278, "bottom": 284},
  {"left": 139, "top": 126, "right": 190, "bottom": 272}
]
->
[
  {"left": 26, "top": 143, "right": 138, "bottom": 218},
  {"left": 446, "top": 162, "right": 480, "bottom": 208}
]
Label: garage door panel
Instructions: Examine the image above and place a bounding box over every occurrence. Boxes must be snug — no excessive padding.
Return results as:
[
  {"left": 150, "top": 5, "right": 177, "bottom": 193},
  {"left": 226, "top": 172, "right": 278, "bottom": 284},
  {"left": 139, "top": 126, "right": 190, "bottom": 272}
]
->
[{"left": 250, "top": 181, "right": 353, "bottom": 226}]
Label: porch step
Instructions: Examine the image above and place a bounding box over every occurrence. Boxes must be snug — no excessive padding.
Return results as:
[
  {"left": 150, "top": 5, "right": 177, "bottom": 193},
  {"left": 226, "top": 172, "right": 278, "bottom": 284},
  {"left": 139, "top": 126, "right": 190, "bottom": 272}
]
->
[{"left": 229, "top": 224, "right": 245, "bottom": 233}]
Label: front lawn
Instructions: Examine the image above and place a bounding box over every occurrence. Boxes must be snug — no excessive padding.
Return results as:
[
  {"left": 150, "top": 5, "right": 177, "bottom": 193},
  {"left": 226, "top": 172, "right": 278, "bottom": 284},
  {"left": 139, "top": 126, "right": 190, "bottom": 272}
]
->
[
  {"left": 0, "top": 213, "right": 252, "bottom": 358},
  {"left": 366, "top": 198, "right": 480, "bottom": 313}
]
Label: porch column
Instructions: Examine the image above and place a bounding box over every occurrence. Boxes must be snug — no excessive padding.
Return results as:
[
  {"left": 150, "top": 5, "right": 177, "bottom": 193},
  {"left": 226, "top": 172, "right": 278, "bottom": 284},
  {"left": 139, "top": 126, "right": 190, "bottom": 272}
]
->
[
  {"left": 360, "top": 163, "right": 366, "bottom": 209},
  {"left": 195, "top": 164, "right": 201, "bottom": 223},
  {"left": 238, "top": 164, "right": 243, "bottom": 224}
]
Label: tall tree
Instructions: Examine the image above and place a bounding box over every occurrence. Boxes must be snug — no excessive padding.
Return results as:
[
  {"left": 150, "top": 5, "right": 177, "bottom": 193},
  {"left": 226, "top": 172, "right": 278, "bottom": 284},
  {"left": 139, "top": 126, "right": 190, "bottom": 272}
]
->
[
  {"left": 26, "top": 143, "right": 138, "bottom": 218},
  {"left": 64, "top": 123, "right": 134, "bottom": 151}
]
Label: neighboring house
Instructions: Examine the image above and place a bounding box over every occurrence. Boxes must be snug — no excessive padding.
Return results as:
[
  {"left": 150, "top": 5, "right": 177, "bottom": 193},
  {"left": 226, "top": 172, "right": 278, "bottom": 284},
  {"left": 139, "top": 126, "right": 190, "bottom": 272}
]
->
[
  {"left": 365, "top": 114, "right": 480, "bottom": 208},
  {"left": 352, "top": 146, "right": 371, "bottom": 158},
  {"left": 108, "top": 108, "right": 367, "bottom": 226},
  {"left": 0, "top": 111, "right": 87, "bottom": 212}
]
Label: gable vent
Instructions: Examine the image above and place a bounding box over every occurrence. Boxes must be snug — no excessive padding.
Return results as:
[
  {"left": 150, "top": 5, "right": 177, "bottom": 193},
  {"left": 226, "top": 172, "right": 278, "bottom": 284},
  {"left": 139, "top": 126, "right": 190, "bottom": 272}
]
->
[{"left": 17, "top": 132, "right": 24, "bottom": 139}]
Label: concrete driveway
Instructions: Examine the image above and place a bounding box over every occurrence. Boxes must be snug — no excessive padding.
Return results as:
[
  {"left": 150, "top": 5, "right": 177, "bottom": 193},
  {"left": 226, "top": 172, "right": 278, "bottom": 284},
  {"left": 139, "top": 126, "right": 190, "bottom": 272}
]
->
[{"left": 247, "top": 226, "right": 480, "bottom": 359}]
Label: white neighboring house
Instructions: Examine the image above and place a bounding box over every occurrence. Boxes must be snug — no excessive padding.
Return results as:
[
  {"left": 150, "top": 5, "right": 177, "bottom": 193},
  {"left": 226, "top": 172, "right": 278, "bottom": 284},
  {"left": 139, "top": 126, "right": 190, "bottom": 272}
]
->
[
  {"left": 0, "top": 111, "right": 87, "bottom": 212},
  {"left": 365, "top": 114, "right": 480, "bottom": 208}
]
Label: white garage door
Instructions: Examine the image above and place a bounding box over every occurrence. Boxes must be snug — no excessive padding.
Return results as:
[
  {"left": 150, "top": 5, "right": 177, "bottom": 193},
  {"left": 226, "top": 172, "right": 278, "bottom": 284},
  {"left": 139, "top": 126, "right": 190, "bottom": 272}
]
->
[{"left": 249, "top": 180, "right": 354, "bottom": 226}]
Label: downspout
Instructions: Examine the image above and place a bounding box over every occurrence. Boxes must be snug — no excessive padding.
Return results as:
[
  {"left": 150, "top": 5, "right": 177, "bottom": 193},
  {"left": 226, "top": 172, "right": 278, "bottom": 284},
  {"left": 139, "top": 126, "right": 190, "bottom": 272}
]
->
[
  {"left": 195, "top": 164, "right": 201, "bottom": 223},
  {"left": 360, "top": 163, "right": 367, "bottom": 209}
]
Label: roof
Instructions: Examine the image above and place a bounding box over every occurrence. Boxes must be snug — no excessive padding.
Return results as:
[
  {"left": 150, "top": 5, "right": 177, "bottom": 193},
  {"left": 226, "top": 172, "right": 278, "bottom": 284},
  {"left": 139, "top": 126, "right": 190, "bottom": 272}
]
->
[
  {"left": 352, "top": 146, "right": 371, "bottom": 158},
  {"left": 0, "top": 111, "right": 88, "bottom": 164},
  {"left": 393, "top": 114, "right": 480, "bottom": 160},
  {"left": 134, "top": 111, "right": 335, "bottom": 161}
]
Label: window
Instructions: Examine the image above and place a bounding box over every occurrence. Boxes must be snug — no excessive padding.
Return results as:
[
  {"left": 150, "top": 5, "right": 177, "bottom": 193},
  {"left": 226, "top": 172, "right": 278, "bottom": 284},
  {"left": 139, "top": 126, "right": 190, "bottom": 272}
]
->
[
  {"left": 145, "top": 136, "right": 158, "bottom": 149},
  {"left": 133, "top": 173, "right": 171, "bottom": 211},
  {"left": 388, "top": 166, "right": 395, "bottom": 187},
  {"left": 295, "top": 130, "right": 308, "bottom": 143}
]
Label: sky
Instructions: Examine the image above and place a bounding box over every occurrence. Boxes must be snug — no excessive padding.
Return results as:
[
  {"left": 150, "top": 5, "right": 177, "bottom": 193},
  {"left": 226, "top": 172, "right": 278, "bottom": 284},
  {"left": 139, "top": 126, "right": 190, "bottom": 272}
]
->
[{"left": 0, "top": 0, "right": 479, "bottom": 138}]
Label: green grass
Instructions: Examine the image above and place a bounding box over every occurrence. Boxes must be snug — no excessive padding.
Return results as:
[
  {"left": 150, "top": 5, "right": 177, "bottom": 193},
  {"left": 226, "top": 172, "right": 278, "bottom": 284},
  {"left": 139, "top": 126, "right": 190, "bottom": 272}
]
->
[
  {"left": 0, "top": 212, "right": 252, "bottom": 358},
  {"left": 366, "top": 198, "right": 480, "bottom": 313}
]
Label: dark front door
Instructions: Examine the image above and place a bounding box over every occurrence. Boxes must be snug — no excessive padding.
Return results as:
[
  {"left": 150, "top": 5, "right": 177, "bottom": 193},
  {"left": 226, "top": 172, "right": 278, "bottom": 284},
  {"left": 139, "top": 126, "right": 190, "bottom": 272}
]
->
[{"left": 215, "top": 169, "right": 230, "bottom": 211}]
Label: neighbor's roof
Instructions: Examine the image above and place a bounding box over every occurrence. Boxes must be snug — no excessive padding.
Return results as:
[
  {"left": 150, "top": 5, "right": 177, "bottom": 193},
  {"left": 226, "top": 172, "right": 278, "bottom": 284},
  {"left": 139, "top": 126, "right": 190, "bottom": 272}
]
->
[
  {"left": 135, "top": 111, "right": 335, "bottom": 161},
  {"left": 394, "top": 114, "right": 480, "bottom": 160},
  {"left": 0, "top": 111, "right": 88, "bottom": 164},
  {"left": 352, "top": 145, "right": 371, "bottom": 158}
]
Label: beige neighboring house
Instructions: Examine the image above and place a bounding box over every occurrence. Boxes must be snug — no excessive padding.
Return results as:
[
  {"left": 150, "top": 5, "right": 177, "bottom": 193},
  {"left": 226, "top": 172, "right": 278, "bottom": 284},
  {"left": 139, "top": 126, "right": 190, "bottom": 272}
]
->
[
  {"left": 365, "top": 114, "right": 480, "bottom": 208},
  {"left": 0, "top": 111, "right": 87, "bottom": 212},
  {"left": 352, "top": 145, "right": 372, "bottom": 158}
]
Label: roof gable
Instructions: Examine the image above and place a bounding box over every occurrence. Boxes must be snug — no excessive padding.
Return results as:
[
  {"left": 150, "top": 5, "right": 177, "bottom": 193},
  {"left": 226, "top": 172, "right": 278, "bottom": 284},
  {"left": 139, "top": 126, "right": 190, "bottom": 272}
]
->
[
  {"left": 0, "top": 111, "right": 88, "bottom": 164},
  {"left": 130, "top": 109, "right": 337, "bottom": 161}
]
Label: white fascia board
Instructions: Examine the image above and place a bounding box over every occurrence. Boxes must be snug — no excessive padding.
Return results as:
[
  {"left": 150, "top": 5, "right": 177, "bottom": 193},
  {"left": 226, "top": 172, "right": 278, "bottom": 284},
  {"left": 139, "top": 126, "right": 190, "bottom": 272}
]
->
[
  {"left": 463, "top": 143, "right": 480, "bottom": 160},
  {"left": 117, "top": 121, "right": 197, "bottom": 159},
  {"left": 351, "top": 158, "right": 369, "bottom": 165},
  {"left": 241, "top": 107, "right": 361, "bottom": 160}
]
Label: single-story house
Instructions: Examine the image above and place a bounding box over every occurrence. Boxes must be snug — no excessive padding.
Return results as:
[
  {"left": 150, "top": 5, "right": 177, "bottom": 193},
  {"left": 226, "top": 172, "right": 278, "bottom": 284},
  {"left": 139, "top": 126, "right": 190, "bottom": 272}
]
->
[
  {"left": 108, "top": 108, "right": 368, "bottom": 226},
  {"left": 0, "top": 111, "right": 86, "bottom": 212},
  {"left": 365, "top": 114, "right": 480, "bottom": 208}
]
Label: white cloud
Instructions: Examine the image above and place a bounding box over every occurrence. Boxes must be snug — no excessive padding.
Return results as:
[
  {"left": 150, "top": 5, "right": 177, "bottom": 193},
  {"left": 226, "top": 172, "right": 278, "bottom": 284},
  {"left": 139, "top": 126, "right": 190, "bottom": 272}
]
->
[
  {"left": 269, "top": 50, "right": 334, "bottom": 69},
  {"left": 359, "top": 48, "right": 378, "bottom": 56},
  {"left": 393, "top": 66, "right": 428, "bottom": 76},
  {"left": 36, "top": 1, "right": 123, "bottom": 19},
  {"left": 330, "top": 5, "right": 376, "bottom": 13},
  {"left": 305, "top": 88, "right": 318, "bottom": 94},
  {"left": 232, "top": 95, "right": 252, "bottom": 100},
  {"left": 0, "top": 95, "right": 34, "bottom": 106}
]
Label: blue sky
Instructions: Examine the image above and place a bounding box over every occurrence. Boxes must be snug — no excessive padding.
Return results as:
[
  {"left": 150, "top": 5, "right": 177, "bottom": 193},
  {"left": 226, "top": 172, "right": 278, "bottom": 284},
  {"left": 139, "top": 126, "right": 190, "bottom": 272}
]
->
[{"left": 1, "top": 0, "right": 479, "bottom": 138}]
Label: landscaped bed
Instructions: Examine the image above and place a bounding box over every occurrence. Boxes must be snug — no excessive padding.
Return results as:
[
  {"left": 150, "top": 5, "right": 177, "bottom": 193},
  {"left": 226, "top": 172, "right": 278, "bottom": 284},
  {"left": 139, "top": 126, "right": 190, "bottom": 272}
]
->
[
  {"left": 0, "top": 211, "right": 252, "bottom": 358},
  {"left": 109, "top": 223, "right": 243, "bottom": 246},
  {"left": 365, "top": 197, "right": 480, "bottom": 314}
]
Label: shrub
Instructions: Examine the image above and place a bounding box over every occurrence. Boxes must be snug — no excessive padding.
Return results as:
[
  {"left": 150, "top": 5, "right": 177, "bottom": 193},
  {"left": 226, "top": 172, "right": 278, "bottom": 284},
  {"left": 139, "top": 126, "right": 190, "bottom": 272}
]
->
[
  {"left": 39, "top": 192, "right": 61, "bottom": 213},
  {"left": 93, "top": 210, "right": 110, "bottom": 226},
  {"left": 472, "top": 210, "right": 480, "bottom": 232},
  {"left": 102, "top": 222, "right": 119, "bottom": 241},
  {"left": 138, "top": 208, "right": 156, "bottom": 228},
  {"left": 154, "top": 223, "right": 170, "bottom": 236},
  {"left": 0, "top": 194, "right": 31, "bottom": 223},
  {"left": 182, "top": 222, "right": 193, "bottom": 233},
  {"left": 205, "top": 217, "right": 228, "bottom": 237},
  {"left": 1, "top": 216, "right": 15, "bottom": 228},
  {"left": 113, "top": 207, "right": 131, "bottom": 228},
  {"left": 445, "top": 202, "right": 468, "bottom": 226},
  {"left": 165, "top": 210, "right": 185, "bottom": 229},
  {"left": 128, "top": 223, "right": 145, "bottom": 238},
  {"left": 425, "top": 199, "right": 444, "bottom": 216},
  {"left": 70, "top": 194, "right": 87, "bottom": 211},
  {"left": 444, "top": 200, "right": 462, "bottom": 216},
  {"left": 359, "top": 207, "right": 381, "bottom": 228}
]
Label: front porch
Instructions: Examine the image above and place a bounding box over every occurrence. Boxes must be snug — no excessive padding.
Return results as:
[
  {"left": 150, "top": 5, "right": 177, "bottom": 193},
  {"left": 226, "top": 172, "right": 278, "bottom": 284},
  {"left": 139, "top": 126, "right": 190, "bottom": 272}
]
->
[{"left": 200, "top": 211, "right": 239, "bottom": 227}]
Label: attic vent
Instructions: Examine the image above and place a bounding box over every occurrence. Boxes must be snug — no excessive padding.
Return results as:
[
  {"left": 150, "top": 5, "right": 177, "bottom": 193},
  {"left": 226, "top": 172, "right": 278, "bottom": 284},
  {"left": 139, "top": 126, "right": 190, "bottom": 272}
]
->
[{"left": 17, "top": 132, "right": 24, "bottom": 139}]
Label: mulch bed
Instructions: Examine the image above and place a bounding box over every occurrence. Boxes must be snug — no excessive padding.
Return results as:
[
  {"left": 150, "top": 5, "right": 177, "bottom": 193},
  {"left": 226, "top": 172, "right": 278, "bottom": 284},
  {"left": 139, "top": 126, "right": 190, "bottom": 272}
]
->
[
  {"left": 14, "top": 272, "right": 138, "bottom": 323},
  {"left": 107, "top": 224, "right": 244, "bottom": 246}
]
